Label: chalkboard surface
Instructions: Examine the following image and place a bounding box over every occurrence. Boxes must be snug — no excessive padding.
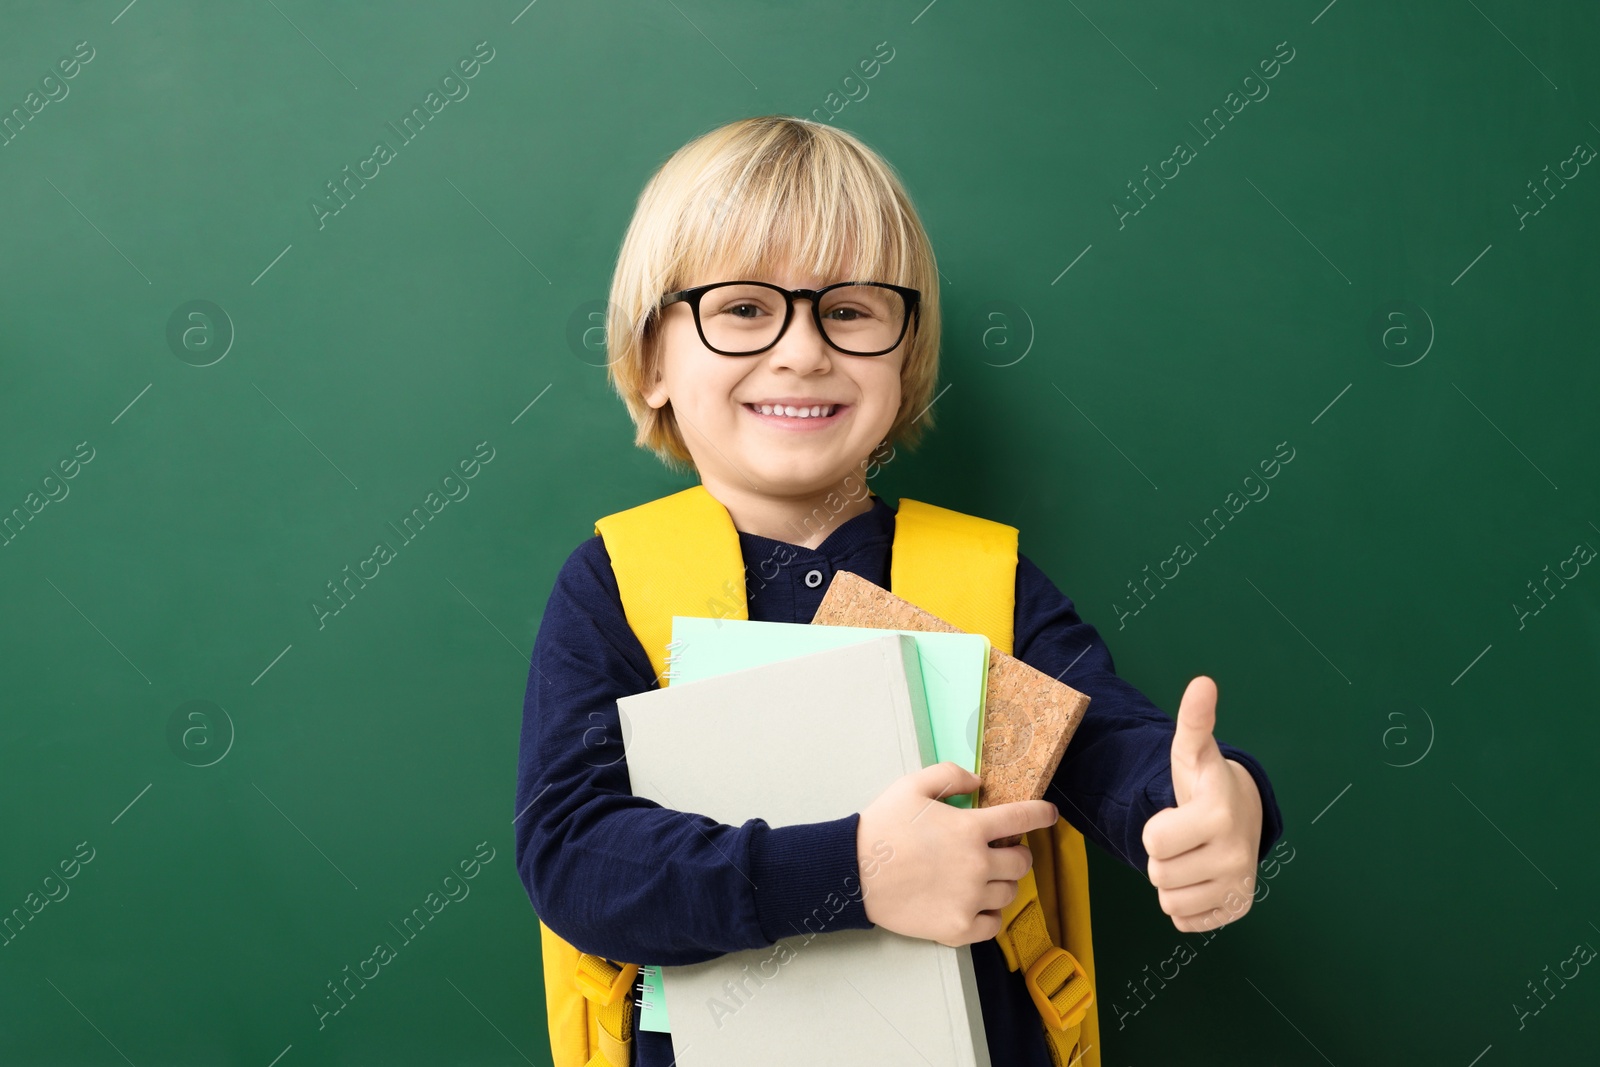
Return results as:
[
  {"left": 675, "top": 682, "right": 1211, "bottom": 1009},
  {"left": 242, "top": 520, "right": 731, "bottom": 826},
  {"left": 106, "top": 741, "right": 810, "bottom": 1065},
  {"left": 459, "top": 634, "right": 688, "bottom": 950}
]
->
[{"left": 2, "top": 2, "right": 1596, "bottom": 1064}]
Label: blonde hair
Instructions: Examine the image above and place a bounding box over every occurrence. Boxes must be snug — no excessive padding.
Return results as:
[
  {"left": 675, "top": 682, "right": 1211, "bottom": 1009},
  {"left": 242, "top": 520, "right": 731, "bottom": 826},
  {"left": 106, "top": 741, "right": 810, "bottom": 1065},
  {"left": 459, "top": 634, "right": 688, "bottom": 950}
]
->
[{"left": 605, "top": 115, "right": 942, "bottom": 474}]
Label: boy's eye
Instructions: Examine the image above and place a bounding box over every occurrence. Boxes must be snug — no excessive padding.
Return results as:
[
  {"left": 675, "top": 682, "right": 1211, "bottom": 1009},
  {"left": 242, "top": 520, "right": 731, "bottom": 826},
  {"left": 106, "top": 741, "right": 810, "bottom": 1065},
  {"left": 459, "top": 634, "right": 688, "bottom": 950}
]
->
[
  {"left": 820, "top": 289, "right": 893, "bottom": 322},
  {"left": 705, "top": 292, "right": 780, "bottom": 319}
]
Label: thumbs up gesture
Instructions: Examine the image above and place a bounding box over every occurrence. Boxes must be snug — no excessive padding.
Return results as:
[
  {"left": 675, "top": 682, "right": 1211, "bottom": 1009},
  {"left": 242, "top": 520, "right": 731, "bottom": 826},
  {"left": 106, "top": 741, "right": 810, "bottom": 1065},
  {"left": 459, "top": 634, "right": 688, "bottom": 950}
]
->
[{"left": 1140, "top": 676, "right": 1264, "bottom": 933}]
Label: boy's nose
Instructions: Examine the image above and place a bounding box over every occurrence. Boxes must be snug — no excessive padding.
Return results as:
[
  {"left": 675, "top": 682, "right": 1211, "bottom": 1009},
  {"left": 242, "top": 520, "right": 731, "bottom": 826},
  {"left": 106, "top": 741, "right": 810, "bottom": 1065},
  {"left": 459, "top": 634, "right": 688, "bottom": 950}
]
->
[{"left": 767, "top": 299, "right": 833, "bottom": 371}]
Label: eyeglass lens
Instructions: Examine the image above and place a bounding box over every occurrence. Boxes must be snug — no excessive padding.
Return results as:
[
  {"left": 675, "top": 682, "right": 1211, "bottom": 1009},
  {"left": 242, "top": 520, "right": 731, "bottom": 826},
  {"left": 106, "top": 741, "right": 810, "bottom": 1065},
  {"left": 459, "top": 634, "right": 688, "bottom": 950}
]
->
[{"left": 697, "top": 283, "right": 905, "bottom": 354}]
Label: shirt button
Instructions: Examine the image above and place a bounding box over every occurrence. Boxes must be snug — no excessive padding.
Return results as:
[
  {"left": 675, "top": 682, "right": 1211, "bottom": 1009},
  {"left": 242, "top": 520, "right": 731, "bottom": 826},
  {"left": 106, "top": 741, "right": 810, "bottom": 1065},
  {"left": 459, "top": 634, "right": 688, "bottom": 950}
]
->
[{"left": 804, "top": 568, "right": 824, "bottom": 589}]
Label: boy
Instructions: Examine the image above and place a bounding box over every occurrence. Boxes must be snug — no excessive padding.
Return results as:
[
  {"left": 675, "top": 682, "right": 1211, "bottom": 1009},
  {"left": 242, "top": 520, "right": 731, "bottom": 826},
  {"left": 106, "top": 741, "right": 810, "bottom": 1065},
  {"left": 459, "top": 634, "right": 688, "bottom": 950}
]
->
[{"left": 515, "top": 115, "right": 1283, "bottom": 1066}]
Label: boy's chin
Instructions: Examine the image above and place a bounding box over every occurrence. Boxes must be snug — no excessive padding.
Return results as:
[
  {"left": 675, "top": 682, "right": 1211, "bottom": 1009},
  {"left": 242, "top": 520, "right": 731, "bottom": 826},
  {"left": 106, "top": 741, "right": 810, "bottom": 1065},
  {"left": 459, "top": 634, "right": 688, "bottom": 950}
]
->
[{"left": 761, "top": 472, "right": 867, "bottom": 499}]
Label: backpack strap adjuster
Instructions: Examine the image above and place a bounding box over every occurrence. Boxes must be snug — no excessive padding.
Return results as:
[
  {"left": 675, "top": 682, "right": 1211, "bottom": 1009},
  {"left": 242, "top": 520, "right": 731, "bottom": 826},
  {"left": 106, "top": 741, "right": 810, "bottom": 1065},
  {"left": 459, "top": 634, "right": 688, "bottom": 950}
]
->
[
  {"left": 999, "top": 866, "right": 1095, "bottom": 1038},
  {"left": 1024, "top": 944, "right": 1093, "bottom": 1031},
  {"left": 574, "top": 953, "right": 639, "bottom": 1008}
]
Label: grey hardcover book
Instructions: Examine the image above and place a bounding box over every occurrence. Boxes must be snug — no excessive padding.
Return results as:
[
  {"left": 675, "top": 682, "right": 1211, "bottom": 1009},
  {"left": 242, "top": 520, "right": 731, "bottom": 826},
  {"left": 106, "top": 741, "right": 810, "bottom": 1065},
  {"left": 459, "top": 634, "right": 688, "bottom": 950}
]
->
[{"left": 617, "top": 634, "right": 992, "bottom": 1067}]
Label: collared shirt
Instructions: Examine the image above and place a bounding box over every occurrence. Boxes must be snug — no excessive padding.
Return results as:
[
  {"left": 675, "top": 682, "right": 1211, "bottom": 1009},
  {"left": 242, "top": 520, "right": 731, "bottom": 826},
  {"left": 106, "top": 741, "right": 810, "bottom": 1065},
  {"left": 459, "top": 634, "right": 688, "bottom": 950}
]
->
[{"left": 515, "top": 493, "right": 1284, "bottom": 1066}]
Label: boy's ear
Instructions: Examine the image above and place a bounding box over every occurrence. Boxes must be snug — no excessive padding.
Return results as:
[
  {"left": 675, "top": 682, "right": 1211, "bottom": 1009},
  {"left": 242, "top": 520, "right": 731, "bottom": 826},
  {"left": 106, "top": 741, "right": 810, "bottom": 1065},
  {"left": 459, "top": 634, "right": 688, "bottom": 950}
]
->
[
  {"left": 643, "top": 373, "right": 669, "bottom": 409},
  {"left": 639, "top": 334, "right": 670, "bottom": 409}
]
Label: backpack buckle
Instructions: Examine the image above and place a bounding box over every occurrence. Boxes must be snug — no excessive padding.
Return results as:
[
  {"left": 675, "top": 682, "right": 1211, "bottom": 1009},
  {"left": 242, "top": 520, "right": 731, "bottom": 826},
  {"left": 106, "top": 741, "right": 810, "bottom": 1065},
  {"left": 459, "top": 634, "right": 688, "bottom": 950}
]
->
[
  {"left": 574, "top": 954, "right": 640, "bottom": 1008},
  {"left": 1023, "top": 945, "right": 1093, "bottom": 1031}
]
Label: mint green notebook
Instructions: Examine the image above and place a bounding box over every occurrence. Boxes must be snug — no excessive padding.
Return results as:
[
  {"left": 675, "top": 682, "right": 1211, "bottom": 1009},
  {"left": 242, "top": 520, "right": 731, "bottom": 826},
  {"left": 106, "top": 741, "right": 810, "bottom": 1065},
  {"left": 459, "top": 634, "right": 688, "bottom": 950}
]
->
[
  {"left": 667, "top": 616, "right": 990, "bottom": 795},
  {"left": 637, "top": 615, "right": 991, "bottom": 1034},
  {"left": 637, "top": 965, "right": 668, "bottom": 1031}
]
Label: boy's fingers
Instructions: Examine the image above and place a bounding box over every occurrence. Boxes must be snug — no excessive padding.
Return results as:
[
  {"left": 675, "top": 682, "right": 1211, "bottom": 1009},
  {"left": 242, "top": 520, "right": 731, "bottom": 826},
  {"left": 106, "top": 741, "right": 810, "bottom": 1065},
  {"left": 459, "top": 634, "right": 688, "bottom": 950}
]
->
[
  {"left": 915, "top": 761, "right": 980, "bottom": 800},
  {"left": 984, "top": 842, "right": 1034, "bottom": 882},
  {"left": 1173, "top": 899, "right": 1250, "bottom": 933},
  {"left": 1170, "top": 675, "right": 1223, "bottom": 805},
  {"left": 975, "top": 799, "right": 1058, "bottom": 844},
  {"left": 1141, "top": 802, "right": 1220, "bottom": 861},
  {"left": 979, "top": 878, "right": 1021, "bottom": 913},
  {"left": 1156, "top": 880, "right": 1223, "bottom": 918},
  {"left": 1145, "top": 845, "right": 1213, "bottom": 890}
]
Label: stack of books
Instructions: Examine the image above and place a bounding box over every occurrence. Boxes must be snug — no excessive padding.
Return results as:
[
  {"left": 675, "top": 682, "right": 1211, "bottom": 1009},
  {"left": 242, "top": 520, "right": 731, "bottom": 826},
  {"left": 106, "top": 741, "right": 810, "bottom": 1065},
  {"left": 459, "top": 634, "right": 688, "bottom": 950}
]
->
[{"left": 615, "top": 572, "right": 1090, "bottom": 1066}]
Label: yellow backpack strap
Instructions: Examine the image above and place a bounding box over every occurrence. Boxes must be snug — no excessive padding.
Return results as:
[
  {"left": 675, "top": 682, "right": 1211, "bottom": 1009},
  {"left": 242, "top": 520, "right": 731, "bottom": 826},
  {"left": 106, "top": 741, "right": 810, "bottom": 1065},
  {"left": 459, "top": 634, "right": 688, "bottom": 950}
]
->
[
  {"left": 574, "top": 953, "right": 639, "bottom": 1067},
  {"left": 594, "top": 484, "right": 749, "bottom": 682},
  {"left": 538, "top": 919, "right": 636, "bottom": 1067},
  {"left": 535, "top": 485, "right": 747, "bottom": 1067},
  {"left": 890, "top": 498, "right": 1017, "bottom": 655},
  {"left": 893, "top": 498, "right": 1100, "bottom": 1067}
]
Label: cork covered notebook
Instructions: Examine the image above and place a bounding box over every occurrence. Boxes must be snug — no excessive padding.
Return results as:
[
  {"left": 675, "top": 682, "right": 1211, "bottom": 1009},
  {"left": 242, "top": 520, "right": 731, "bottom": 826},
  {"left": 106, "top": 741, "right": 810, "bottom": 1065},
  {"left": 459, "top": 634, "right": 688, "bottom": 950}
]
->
[{"left": 811, "top": 570, "right": 1091, "bottom": 847}]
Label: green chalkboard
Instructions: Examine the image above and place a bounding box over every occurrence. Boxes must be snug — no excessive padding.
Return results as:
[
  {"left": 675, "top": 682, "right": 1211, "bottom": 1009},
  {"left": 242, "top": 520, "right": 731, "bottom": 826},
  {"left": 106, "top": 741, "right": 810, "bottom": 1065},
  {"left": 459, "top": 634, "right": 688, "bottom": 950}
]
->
[{"left": 2, "top": 1, "right": 1596, "bottom": 1064}]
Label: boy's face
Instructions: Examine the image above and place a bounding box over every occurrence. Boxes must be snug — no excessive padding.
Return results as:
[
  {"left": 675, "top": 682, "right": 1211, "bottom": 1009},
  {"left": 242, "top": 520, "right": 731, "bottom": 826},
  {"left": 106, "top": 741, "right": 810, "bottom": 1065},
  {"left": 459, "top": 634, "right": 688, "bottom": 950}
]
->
[{"left": 643, "top": 262, "right": 907, "bottom": 501}]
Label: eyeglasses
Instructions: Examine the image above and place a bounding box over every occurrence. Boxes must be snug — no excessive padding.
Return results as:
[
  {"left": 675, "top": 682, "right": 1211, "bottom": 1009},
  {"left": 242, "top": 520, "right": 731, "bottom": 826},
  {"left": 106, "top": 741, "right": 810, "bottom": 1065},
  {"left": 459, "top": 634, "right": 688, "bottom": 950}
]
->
[{"left": 657, "top": 280, "right": 921, "bottom": 357}]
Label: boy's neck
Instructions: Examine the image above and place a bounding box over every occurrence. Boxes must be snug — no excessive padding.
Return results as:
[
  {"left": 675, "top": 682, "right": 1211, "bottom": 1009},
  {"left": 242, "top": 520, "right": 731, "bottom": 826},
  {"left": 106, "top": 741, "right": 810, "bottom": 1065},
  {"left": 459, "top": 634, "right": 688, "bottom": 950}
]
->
[{"left": 700, "top": 476, "right": 877, "bottom": 551}]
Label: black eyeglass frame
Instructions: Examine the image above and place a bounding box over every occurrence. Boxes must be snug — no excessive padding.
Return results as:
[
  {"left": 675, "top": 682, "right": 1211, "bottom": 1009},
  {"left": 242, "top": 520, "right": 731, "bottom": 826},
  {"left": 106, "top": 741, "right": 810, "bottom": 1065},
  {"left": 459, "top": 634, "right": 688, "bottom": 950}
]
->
[{"left": 657, "top": 280, "right": 922, "bottom": 357}]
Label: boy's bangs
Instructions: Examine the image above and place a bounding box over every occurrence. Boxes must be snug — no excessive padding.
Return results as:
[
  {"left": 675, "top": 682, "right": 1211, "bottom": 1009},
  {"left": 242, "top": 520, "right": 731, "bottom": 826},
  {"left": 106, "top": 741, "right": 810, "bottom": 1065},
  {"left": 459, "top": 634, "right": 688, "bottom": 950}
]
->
[{"left": 668, "top": 154, "right": 911, "bottom": 292}]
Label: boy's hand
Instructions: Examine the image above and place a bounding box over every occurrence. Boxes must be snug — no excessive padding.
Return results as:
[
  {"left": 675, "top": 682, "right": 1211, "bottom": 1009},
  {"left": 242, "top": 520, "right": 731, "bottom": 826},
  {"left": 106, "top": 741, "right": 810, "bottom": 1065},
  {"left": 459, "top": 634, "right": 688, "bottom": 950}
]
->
[
  {"left": 1141, "top": 676, "right": 1264, "bottom": 933},
  {"left": 856, "top": 763, "right": 1058, "bottom": 948}
]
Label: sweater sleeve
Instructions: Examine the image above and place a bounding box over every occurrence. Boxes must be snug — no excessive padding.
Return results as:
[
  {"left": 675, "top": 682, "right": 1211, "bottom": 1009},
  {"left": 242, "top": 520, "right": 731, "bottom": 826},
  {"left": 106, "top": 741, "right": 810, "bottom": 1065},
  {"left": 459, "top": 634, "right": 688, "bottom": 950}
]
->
[
  {"left": 513, "top": 536, "right": 873, "bottom": 966},
  {"left": 1011, "top": 552, "right": 1285, "bottom": 872}
]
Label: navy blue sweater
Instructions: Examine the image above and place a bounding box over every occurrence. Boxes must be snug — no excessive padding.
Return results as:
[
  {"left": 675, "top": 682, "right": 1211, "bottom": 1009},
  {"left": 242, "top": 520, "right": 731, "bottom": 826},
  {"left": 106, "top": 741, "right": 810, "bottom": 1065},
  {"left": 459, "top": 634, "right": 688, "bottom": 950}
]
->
[{"left": 515, "top": 493, "right": 1283, "bottom": 1066}]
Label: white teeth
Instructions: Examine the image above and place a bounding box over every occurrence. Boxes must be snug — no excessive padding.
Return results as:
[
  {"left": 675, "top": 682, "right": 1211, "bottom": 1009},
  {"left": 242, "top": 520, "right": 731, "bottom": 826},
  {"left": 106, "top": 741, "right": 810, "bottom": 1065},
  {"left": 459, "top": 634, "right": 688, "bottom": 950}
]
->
[{"left": 752, "top": 404, "right": 837, "bottom": 418}]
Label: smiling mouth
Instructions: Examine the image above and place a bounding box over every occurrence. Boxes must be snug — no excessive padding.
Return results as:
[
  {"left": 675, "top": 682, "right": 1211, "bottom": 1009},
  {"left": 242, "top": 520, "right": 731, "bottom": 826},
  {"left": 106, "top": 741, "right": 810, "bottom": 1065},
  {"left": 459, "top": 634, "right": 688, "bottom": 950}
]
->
[{"left": 744, "top": 403, "right": 842, "bottom": 419}]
